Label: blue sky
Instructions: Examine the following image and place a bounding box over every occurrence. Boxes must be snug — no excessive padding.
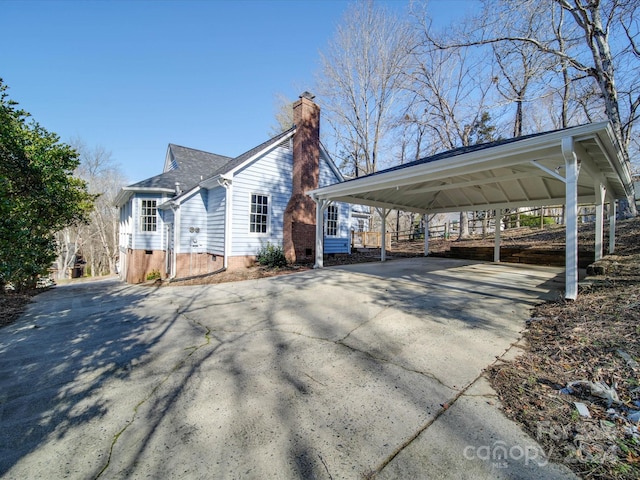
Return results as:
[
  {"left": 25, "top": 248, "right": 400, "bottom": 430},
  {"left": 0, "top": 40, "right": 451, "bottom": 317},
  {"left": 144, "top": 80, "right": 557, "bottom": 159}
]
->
[{"left": 2, "top": 0, "right": 475, "bottom": 184}]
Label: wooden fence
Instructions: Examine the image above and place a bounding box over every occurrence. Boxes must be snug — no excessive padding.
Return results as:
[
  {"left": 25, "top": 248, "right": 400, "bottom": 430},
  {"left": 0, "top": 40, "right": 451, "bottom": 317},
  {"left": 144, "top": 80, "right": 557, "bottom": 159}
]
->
[
  {"left": 351, "top": 231, "right": 392, "bottom": 249},
  {"left": 356, "top": 205, "right": 600, "bottom": 247}
]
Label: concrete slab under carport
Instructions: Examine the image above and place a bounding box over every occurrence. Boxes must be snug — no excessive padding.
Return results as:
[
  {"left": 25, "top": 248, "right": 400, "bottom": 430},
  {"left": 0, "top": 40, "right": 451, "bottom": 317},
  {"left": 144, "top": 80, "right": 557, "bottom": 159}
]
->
[{"left": 0, "top": 258, "right": 576, "bottom": 479}]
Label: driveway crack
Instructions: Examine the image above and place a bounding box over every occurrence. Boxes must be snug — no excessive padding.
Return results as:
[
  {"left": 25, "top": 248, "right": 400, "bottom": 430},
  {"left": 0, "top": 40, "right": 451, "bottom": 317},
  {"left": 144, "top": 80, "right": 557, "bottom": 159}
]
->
[
  {"left": 335, "top": 339, "right": 456, "bottom": 391},
  {"left": 94, "top": 311, "right": 211, "bottom": 479},
  {"left": 337, "top": 305, "right": 392, "bottom": 344},
  {"left": 367, "top": 337, "right": 527, "bottom": 478}
]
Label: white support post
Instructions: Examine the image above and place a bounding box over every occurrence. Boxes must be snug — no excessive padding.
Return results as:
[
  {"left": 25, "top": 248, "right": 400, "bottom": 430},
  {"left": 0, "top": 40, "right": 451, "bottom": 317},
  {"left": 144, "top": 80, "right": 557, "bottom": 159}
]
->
[
  {"left": 494, "top": 210, "right": 502, "bottom": 263},
  {"left": 423, "top": 214, "right": 429, "bottom": 256},
  {"left": 609, "top": 199, "right": 617, "bottom": 254},
  {"left": 376, "top": 208, "right": 389, "bottom": 262},
  {"left": 562, "top": 137, "right": 579, "bottom": 300},
  {"left": 594, "top": 183, "right": 605, "bottom": 261},
  {"left": 313, "top": 198, "right": 329, "bottom": 268}
]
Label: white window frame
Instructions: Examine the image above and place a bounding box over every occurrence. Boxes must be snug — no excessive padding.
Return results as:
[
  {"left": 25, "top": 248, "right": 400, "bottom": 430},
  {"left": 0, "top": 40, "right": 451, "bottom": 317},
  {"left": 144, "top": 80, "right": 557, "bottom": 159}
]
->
[
  {"left": 249, "top": 193, "right": 270, "bottom": 234},
  {"left": 140, "top": 199, "right": 158, "bottom": 233},
  {"left": 326, "top": 204, "right": 339, "bottom": 237}
]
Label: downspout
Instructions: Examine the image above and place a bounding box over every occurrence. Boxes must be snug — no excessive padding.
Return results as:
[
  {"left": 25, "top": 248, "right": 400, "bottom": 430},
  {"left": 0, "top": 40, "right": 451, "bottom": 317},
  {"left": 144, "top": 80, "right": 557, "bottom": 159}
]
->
[
  {"left": 218, "top": 177, "right": 233, "bottom": 269},
  {"left": 170, "top": 202, "right": 180, "bottom": 280}
]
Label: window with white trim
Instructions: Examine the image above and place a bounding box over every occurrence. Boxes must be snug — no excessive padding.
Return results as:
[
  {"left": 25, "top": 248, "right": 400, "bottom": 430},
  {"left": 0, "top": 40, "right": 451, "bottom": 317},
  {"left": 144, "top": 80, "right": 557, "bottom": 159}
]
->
[
  {"left": 250, "top": 194, "right": 269, "bottom": 233},
  {"left": 327, "top": 205, "right": 338, "bottom": 236},
  {"left": 141, "top": 200, "right": 157, "bottom": 232}
]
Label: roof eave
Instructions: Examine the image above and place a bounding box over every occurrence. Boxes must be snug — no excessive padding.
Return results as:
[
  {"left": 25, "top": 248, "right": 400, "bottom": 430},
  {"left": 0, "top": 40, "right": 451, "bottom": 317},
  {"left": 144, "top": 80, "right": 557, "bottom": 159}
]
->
[
  {"left": 113, "top": 186, "right": 176, "bottom": 207},
  {"left": 200, "top": 174, "right": 231, "bottom": 189},
  {"left": 308, "top": 122, "right": 620, "bottom": 201}
]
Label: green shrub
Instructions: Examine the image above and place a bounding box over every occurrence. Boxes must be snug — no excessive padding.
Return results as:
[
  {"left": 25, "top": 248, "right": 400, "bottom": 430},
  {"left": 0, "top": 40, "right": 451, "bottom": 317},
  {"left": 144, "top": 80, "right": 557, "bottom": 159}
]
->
[
  {"left": 146, "top": 269, "right": 161, "bottom": 281},
  {"left": 513, "top": 214, "right": 556, "bottom": 227},
  {"left": 256, "top": 242, "right": 287, "bottom": 268}
]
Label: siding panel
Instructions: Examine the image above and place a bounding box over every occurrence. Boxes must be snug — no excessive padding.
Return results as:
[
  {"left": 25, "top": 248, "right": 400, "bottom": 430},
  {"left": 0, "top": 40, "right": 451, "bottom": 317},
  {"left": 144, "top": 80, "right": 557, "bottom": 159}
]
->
[
  {"left": 133, "top": 193, "right": 166, "bottom": 251},
  {"left": 207, "top": 186, "right": 226, "bottom": 255},
  {"left": 324, "top": 237, "right": 351, "bottom": 254},
  {"left": 178, "top": 190, "right": 208, "bottom": 254},
  {"left": 230, "top": 146, "right": 293, "bottom": 256}
]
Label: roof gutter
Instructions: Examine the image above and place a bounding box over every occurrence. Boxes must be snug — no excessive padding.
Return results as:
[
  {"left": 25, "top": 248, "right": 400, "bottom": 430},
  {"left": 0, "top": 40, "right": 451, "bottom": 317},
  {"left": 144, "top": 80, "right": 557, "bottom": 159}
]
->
[
  {"left": 218, "top": 176, "right": 233, "bottom": 270},
  {"left": 200, "top": 173, "right": 231, "bottom": 189}
]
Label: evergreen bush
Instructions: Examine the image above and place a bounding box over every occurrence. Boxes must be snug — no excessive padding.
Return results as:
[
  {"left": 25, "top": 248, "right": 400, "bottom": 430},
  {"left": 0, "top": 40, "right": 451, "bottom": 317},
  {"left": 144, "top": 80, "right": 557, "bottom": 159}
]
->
[{"left": 256, "top": 243, "right": 287, "bottom": 268}]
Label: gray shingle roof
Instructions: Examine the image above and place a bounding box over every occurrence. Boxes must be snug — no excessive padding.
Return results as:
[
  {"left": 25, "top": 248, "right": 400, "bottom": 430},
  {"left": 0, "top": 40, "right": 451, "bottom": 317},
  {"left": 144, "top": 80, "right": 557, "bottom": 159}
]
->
[
  {"left": 344, "top": 125, "right": 585, "bottom": 183},
  {"left": 129, "top": 144, "right": 233, "bottom": 191},
  {"left": 125, "top": 127, "right": 296, "bottom": 203},
  {"left": 207, "top": 127, "right": 295, "bottom": 178}
]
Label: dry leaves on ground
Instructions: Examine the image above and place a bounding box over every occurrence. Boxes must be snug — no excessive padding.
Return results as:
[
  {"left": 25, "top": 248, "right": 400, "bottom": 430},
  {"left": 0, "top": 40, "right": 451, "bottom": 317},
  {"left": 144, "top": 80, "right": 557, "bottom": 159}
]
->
[
  {"left": 487, "top": 216, "right": 640, "bottom": 480},
  {"left": 0, "top": 291, "right": 40, "bottom": 329}
]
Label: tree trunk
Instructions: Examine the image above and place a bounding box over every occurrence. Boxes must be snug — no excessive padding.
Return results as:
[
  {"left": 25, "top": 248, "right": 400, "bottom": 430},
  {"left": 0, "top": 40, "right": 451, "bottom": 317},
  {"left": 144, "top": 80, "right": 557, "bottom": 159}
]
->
[{"left": 459, "top": 211, "right": 470, "bottom": 239}]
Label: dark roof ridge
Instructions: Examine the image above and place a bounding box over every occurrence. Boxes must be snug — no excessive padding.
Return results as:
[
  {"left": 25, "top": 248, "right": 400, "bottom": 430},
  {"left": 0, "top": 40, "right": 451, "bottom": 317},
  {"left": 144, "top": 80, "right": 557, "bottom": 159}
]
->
[
  {"left": 168, "top": 143, "right": 232, "bottom": 159},
  {"left": 202, "top": 127, "right": 296, "bottom": 179},
  {"left": 231, "top": 127, "right": 295, "bottom": 162},
  {"left": 351, "top": 122, "right": 597, "bottom": 182}
]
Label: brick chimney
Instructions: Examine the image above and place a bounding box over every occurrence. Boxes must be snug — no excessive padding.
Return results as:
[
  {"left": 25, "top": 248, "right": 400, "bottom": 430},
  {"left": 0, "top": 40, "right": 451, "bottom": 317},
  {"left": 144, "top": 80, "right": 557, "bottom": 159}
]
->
[{"left": 283, "top": 92, "right": 320, "bottom": 263}]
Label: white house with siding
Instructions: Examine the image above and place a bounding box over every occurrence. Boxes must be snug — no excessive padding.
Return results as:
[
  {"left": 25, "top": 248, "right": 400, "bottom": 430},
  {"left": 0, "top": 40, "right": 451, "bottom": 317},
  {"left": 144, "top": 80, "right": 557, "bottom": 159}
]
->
[{"left": 115, "top": 93, "right": 352, "bottom": 283}]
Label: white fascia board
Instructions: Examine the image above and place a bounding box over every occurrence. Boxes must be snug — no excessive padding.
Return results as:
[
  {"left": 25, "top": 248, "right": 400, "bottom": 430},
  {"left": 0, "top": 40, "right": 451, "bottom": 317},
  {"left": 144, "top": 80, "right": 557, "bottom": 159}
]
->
[
  {"left": 166, "top": 185, "right": 201, "bottom": 207},
  {"left": 593, "top": 124, "right": 634, "bottom": 197},
  {"left": 114, "top": 188, "right": 133, "bottom": 207},
  {"left": 113, "top": 186, "right": 175, "bottom": 207},
  {"left": 226, "top": 130, "right": 296, "bottom": 177},
  {"left": 319, "top": 142, "right": 345, "bottom": 182},
  {"left": 308, "top": 149, "right": 548, "bottom": 200},
  {"left": 200, "top": 174, "right": 232, "bottom": 189},
  {"left": 309, "top": 122, "right": 614, "bottom": 202},
  {"left": 568, "top": 122, "right": 632, "bottom": 199}
]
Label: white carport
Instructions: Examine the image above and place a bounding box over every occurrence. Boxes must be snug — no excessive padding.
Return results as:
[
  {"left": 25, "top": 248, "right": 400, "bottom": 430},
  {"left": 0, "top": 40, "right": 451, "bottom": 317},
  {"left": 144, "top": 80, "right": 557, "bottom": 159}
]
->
[{"left": 308, "top": 122, "right": 635, "bottom": 299}]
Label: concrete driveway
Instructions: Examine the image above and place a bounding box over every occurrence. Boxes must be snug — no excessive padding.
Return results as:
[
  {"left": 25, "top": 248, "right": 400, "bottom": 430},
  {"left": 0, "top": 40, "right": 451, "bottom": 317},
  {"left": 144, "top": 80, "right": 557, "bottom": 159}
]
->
[{"left": 0, "top": 258, "right": 577, "bottom": 479}]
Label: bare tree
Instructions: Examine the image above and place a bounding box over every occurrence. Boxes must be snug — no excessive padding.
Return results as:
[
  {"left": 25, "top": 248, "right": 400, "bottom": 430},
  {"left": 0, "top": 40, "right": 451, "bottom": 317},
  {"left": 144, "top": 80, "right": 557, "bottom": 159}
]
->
[
  {"left": 424, "top": 0, "right": 638, "bottom": 181},
  {"left": 72, "top": 140, "right": 126, "bottom": 276},
  {"left": 317, "top": 0, "right": 414, "bottom": 176},
  {"left": 420, "top": 0, "right": 639, "bottom": 216},
  {"left": 54, "top": 225, "right": 84, "bottom": 279},
  {"left": 269, "top": 92, "right": 295, "bottom": 136},
  {"left": 493, "top": 37, "right": 555, "bottom": 136},
  {"left": 404, "top": 17, "right": 501, "bottom": 237}
]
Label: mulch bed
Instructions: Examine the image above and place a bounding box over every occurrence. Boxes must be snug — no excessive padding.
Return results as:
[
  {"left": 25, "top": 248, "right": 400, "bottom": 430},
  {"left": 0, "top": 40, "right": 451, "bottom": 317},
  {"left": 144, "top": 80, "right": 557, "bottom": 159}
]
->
[
  {"left": 488, "top": 282, "right": 640, "bottom": 479},
  {"left": 485, "top": 216, "right": 640, "bottom": 479},
  {"left": 0, "top": 290, "right": 41, "bottom": 329}
]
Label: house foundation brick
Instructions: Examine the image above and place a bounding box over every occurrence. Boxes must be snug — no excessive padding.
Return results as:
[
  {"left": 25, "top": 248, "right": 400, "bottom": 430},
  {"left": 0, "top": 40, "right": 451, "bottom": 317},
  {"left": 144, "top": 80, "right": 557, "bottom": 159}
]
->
[
  {"left": 226, "top": 255, "right": 256, "bottom": 270},
  {"left": 174, "top": 252, "right": 224, "bottom": 279},
  {"left": 126, "top": 249, "right": 166, "bottom": 284},
  {"left": 291, "top": 222, "right": 315, "bottom": 263}
]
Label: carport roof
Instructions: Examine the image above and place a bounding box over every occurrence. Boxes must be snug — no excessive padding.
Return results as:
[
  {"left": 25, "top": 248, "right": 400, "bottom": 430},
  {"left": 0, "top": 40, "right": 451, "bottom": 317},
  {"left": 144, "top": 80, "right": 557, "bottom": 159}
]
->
[{"left": 308, "top": 121, "right": 634, "bottom": 214}]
